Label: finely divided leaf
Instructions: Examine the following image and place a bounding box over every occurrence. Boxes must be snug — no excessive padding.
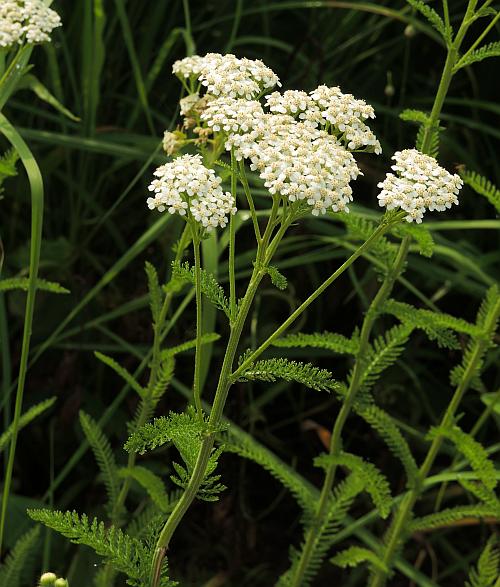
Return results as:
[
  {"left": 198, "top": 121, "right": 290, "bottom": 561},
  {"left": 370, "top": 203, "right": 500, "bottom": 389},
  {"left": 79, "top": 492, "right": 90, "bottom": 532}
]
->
[{"left": 238, "top": 358, "right": 340, "bottom": 392}]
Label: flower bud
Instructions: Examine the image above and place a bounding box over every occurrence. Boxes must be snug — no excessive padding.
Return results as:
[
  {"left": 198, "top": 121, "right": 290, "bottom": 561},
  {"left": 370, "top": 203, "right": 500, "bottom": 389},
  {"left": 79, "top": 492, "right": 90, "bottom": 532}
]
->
[
  {"left": 54, "top": 579, "right": 69, "bottom": 587},
  {"left": 404, "top": 24, "right": 417, "bottom": 38},
  {"left": 40, "top": 573, "right": 57, "bottom": 586},
  {"left": 384, "top": 83, "right": 395, "bottom": 97}
]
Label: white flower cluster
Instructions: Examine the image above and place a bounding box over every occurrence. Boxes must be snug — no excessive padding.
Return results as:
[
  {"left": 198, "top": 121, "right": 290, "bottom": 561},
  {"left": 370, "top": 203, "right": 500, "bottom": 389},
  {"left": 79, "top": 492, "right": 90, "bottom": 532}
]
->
[
  {"left": 310, "top": 85, "right": 381, "bottom": 153},
  {"left": 265, "top": 90, "right": 322, "bottom": 127},
  {"left": 227, "top": 114, "right": 360, "bottom": 215},
  {"left": 147, "top": 154, "right": 236, "bottom": 231},
  {"left": 172, "top": 53, "right": 280, "bottom": 99},
  {"left": 377, "top": 149, "right": 462, "bottom": 223},
  {"left": 264, "top": 86, "right": 381, "bottom": 153},
  {"left": 201, "top": 97, "right": 264, "bottom": 134},
  {"left": 0, "top": 0, "right": 61, "bottom": 47}
]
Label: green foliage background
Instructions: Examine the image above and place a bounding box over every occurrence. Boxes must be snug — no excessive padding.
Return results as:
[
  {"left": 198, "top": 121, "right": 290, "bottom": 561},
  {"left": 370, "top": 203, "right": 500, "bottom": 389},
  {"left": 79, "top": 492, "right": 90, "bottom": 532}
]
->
[{"left": 1, "top": 1, "right": 499, "bottom": 585}]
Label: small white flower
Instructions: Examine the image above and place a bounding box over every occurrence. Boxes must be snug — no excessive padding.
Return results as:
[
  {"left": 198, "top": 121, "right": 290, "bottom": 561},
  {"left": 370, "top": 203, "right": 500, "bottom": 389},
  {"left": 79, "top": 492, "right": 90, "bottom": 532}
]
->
[
  {"left": 310, "top": 85, "right": 381, "bottom": 154},
  {"left": 201, "top": 97, "right": 264, "bottom": 134},
  {"left": 0, "top": 0, "right": 61, "bottom": 48},
  {"left": 172, "top": 53, "right": 280, "bottom": 99},
  {"left": 225, "top": 114, "right": 360, "bottom": 216},
  {"left": 147, "top": 154, "right": 236, "bottom": 231},
  {"left": 377, "top": 149, "right": 462, "bottom": 223}
]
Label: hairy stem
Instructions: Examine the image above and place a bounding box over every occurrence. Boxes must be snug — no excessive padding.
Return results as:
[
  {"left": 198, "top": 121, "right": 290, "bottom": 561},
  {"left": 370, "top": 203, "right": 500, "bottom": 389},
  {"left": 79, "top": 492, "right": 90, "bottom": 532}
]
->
[{"left": 192, "top": 235, "right": 203, "bottom": 417}]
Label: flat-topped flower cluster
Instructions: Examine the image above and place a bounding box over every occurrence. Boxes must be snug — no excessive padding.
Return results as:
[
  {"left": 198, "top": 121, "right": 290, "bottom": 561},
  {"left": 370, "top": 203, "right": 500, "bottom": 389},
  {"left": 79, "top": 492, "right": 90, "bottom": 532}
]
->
[
  {"left": 147, "top": 154, "right": 236, "bottom": 231},
  {"left": 0, "top": 0, "right": 61, "bottom": 47},
  {"left": 148, "top": 53, "right": 461, "bottom": 230},
  {"left": 377, "top": 149, "right": 462, "bottom": 223}
]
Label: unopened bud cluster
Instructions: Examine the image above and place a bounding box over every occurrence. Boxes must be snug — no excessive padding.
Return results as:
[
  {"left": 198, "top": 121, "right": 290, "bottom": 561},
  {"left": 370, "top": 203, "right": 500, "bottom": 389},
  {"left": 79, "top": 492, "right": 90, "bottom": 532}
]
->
[
  {"left": 147, "top": 154, "right": 236, "bottom": 231},
  {"left": 0, "top": 0, "right": 61, "bottom": 47},
  {"left": 39, "top": 572, "right": 69, "bottom": 587},
  {"left": 377, "top": 149, "right": 462, "bottom": 223}
]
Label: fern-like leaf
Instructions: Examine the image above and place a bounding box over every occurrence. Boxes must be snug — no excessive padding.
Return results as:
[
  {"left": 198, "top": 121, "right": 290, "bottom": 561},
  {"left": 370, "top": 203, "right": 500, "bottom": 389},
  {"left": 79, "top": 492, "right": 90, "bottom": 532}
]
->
[
  {"left": 406, "top": 0, "right": 452, "bottom": 41},
  {"left": 160, "top": 332, "right": 220, "bottom": 360},
  {"left": 238, "top": 358, "right": 340, "bottom": 392},
  {"left": 145, "top": 261, "right": 163, "bottom": 325},
  {"left": 0, "top": 277, "right": 69, "bottom": 294},
  {"left": 264, "top": 265, "right": 288, "bottom": 290},
  {"left": 354, "top": 404, "right": 418, "bottom": 487},
  {"left": 272, "top": 331, "right": 359, "bottom": 355},
  {"left": 118, "top": 466, "right": 171, "bottom": 512},
  {"left": 315, "top": 452, "right": 392, "bottom": 518},
  {"left": 0, "top": 397, "right": 56, "bottom": 454},
  {"left": 224, "top": 426, "right": 317, "bottom": 518},
  {"left": 0, "top": 527, "right": 39, "bottom": 587},
  {"left": 410, "top": 505, "right": 499, "bottom": 532},
  {"left": 277, "top": 475, "right": 364, "bottom": 586},
  {"left": 391, "top": 222, "right": 435, "bottom": 257},
  {"left": 80, "top": 412, "right": 120, "bottom": 511},
  {"left": 357, "top": 324, "right": 412, "bottom": 393},
  {"left": 27, "top": 509, "right": 153, "bottom": 584},
  {"left": 125, "top": 409, "right": 226, "bottom": 501},
  {"left": 331, "top": 545, "right": 388, "bottom": 572},
  {"left": 429, "top": 425, "right": 497, "bottom": 491},
  {"left": 95, "top": 351, "right": 145, "bottom": 398},
  {"left": 456, "top": 41, "right": 500, "bottom": 71},
  {"left": 460, "top": 480, "right": 500, "bottom": 512},
  {"left": 466, "top": 536, "right": 500, "bottom": 587},
  {"left": 416, "top": 123, "right": 440, "bottom": 158},
  {"left": 460, "top": 169, "right": 500, "bottom": 213},
  {"left": 172, "top": 261, "right": 231, "bottom": 318}
]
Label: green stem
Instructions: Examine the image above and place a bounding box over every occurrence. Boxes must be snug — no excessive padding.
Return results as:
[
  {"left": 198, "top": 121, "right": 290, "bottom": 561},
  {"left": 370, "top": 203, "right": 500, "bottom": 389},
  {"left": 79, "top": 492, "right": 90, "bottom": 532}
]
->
[
  {"left": 0, "top": 114, "right": 44, "bottom": 553},
  {"left": 369, "top": 298, "right": 500, "bottom": 587},
  {"left": 238, "top": 159, "right": 261, "bottom": 243},
  {"left": 231, "top": 216, "right": 403, "bottom": 382},
  {"left": 289, "top": 235, "right": 411, "bottom": 587},
  {"left": 460, "top": 9, "right": 500, "bottom": 60},
  {"left": 229, "top": 149, "right": 237, "bottom": 318},
  {"left": 192, "top": 235, "right": 203, "bottom": 417}
]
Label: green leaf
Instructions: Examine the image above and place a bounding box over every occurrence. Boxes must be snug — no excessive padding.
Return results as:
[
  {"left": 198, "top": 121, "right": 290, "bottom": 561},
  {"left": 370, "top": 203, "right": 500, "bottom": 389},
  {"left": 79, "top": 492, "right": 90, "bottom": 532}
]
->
[
  {"left": 272, "top": 331, "right": 359, "bottom": 355},
  {"left": 331, "top": 545, "right": 388, "bottom": 572},
  {"left": 118, "top": 466, "right": 171, "bottom": 512},
  {"left": 390, "top": 222, "right": 435, "bottom": 257},
  {"left": 315, "top": 452, "right": 392, "bottom": 518},
  {"left": 354, "top": 404, "right": 418, "bottom": 487},
  {"left": 160, "top": 332, "right": 220, "bottom": 360},
  {"left": 94, "top": 351, "right": 145, "bottom": 398},
  {"left": 399, "top": 109, "right": 430, "bottom": 125},
  {"left": 16, "top": 74, "right": 80, "bottom": 122},
  {"left": 124, "top": 409, "right": 226, "bottom": 501},
  {"left": 238, "top": 358, "right": 340, "bottom": 392},
  {"left": 0, "top": 527, "right": 39, "bottom": 587},
  {"left": 428, "top": 425, "right": 497, "bottom": 490},
  {"left": 265, "top": 265, "right": 288, "bottom": 290},
  {"left": 0, "top": 277, "right": 69, "bottom": 294},
  {"left": 0, "top": 397, "right": 56, "bottom": 454},
  {"left": 455, "top": 41, "right": 500, "bottom": 71},
  {"left": 27, "top": 509, "right": 167, "bottom": 585},
  {"left": 460, "top": 169, "right": 500, "bottom": 213},
  {"left": 224, "top": 426, "right": 317, "bottom": 518},
  {"left": 406, "top": 0, "right": 451, "bottom": 42},
  {"left": 172, "top": 260, "right": 232, "bottom": 318},
  {"left": 145, "top": 261, "right": 162, "bottom": 325},
  {"left": 410, "top": 505, "right": 499, "bottom": 532},
  {"left": 466, "top": 536, "right": 500, "bottom": 587},
  {"left": 357, "top": 324, "right": 412, "bottom": 393},
  {"left": 79, "top": 412, "right": 120, "bottom": 511}
]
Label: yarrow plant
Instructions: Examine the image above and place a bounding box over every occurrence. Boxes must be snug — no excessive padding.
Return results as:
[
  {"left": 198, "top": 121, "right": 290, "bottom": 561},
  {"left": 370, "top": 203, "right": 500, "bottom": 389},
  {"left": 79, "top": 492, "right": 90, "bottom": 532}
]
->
[
  {"left": 21, "top": 1, "right": 500, "bottom": 586},
  {"left": 0, "top": 0, "right": 61, "bottom": 47}
]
